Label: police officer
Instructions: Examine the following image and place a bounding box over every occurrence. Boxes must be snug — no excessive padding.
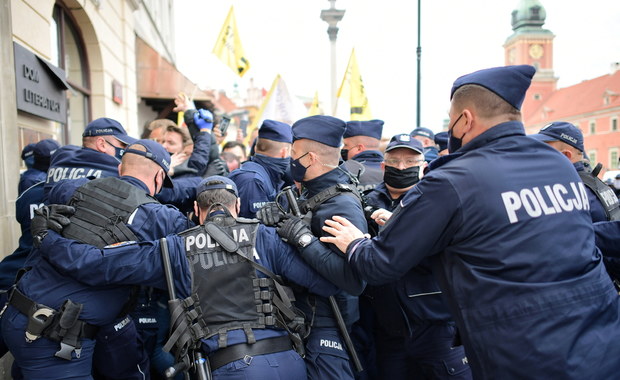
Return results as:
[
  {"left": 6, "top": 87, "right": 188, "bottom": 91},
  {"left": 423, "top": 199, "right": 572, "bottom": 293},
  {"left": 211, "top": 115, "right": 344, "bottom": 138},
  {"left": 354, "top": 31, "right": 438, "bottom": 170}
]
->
[
  {"left": 530, "top": 121, "right": 620, "bottom": 222},
  {"left": 2, "top": 139, "right": 188, "bottom": 379},
  {"left": 362, "top": 134, "right": 470, "bottom": 379},
  {"left": 44, "top": 118, "right": 136, "bottom": 200},
  {"left": 33, "top": 175, "right": 340, "bottom": 380},
  {"left": 410, "top": 127, "right": 438, "bottom": 162},
  {"left": 341, "top": 120, "right": 385, "bottom": 191},
  {"left": 261, "top": 115, "right": 367, "bottom": 380},
  {"left": 0, "top": 139, "right": 60, "bottom": 290},
  {"left": 434, "top": 131, "right": 449, "bottom": 157},
  {"left": 321, "top": 65, "right": 620, "bottom": 379},
  {"left": 18, "top": 139, "right": 60, "bottom": 195},
  {"left": 228, "top": 119, "right": 292, "bottom": 218}
]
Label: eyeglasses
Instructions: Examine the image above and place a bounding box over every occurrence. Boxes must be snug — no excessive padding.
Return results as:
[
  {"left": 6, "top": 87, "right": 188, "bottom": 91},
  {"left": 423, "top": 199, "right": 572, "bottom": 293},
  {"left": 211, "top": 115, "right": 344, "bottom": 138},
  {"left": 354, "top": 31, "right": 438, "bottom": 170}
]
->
[{"left": 384, "top": 158, "right": 425, "bottom": 166}]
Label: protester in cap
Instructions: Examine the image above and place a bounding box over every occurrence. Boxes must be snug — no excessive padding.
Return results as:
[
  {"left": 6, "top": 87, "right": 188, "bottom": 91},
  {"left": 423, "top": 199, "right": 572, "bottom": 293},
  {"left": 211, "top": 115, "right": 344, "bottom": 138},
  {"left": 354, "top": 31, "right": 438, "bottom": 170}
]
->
[
  {"left": 530, "top": 121, "right": 620, "bottom": 222},
  {"left": 321, "top": 65, "right": 620, "bottom": 379},
  {"left": 227, "top": 119, "right": 293, "bottom": 218},
  {"left": 256, "top": 115, "right": 367, "bottom": 380},
  {"left": 434, "top": 131, "right": 449, "bottom": 156},
  {"left": 31, "top": 175, "right": 340, "bottom": 380},
  {"left": 2, "top": 139, "right": 192, "bottom": 379},
  {"left": 358, "top": 133, "right": 471, "bottom": 380},
  {"left": 341, "top": 119, "right": 385, "bottom": 191},
  {"left": 43, "top": 117, "right": 137, "bottom": 200}
]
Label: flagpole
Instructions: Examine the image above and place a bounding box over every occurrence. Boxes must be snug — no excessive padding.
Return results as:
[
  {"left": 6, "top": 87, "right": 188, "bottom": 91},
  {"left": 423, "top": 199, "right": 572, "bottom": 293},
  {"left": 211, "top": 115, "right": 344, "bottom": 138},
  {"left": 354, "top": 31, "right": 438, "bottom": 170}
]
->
[
  {"left": 321, "top": 0, "right": 345, "bottom": 116},
  {"left": 416, "top": 0, "right": 422, "bottom": 128}
]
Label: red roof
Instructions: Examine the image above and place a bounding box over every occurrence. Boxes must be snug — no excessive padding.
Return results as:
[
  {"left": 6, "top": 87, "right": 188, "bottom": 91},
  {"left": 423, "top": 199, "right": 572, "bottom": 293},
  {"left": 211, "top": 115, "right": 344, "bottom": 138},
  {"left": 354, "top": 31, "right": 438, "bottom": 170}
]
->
[{"left": 524, "top": 70, "right": 620, "bottom": 126}]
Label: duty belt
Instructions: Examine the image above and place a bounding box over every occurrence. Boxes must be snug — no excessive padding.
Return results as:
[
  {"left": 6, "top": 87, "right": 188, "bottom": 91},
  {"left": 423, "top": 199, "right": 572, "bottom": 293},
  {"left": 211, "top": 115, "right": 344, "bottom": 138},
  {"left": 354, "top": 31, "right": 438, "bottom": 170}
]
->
[
  {"left": 9, "top": 288, "right": 98, "bottom": 360},
  {"left": 208, "top": 335, "right": 293, "bottom": 370}
]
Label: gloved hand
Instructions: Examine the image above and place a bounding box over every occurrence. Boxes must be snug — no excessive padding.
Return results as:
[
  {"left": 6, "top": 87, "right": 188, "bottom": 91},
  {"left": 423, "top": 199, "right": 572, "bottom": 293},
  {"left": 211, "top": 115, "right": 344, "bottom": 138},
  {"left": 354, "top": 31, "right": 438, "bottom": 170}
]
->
[
  {"left": 193, "top": 109, "right": 214, "bottom": 132},
  {"left": 31, "top": 204, "right": 75, "bottom": 248},
  {"left": 256, "top": 202, "right": 286, "bottom": 227},
  {"left": 276, "top": 216, "right": 314, "bottom": 248}
]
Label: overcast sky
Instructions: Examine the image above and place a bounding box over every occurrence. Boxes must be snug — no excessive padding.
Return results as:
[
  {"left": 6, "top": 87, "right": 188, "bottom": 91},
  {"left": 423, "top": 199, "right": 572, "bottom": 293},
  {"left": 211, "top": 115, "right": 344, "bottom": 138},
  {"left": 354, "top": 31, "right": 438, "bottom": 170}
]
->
[{"left": 174, "top": 0, "right": 620, "bottom": 139}]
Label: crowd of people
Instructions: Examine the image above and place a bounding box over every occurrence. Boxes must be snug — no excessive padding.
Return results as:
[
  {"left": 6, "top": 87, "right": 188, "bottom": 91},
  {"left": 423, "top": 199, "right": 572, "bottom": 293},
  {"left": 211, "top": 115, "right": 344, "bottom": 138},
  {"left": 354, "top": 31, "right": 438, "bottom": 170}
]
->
[{"left": 1, "top": 64, "right": 620, "bottom": 380}]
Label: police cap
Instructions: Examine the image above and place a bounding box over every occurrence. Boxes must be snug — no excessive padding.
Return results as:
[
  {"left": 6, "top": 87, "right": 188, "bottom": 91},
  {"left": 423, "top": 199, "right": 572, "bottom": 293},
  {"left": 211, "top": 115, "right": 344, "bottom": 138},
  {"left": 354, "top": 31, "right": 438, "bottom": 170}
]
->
[
  {"left": 124, "top": 139, "right": 173, "bottom": 188},
  {"left": 21, "top": 143, "right": 36, "bottom": 160},
  {"left": 196, "top": 175, "right": 238, "bottom": 198},
  {"left": 530, "top": 122, "right": 584, "bottom": 152},
  {"left": 435, "top": 131, "right": 449, "bottom": 152},
  {"left": 344, "top": 120, "right": 384, "bottom": 140},
  {"left": 292, "top": 115, "right": 346, "bottom": 147},
  {"left": 259, "top": 120, "right": 292, "bottom": 143},
  {"left": 385, "top": 134, "right": 424, "bottom": 155},
  {"left": 83, "top": 118, "right": 137, "bottom": 145},
  {"left": 410, "top": 127, "right": 435, "bottom": 140},
  {"left": 450, "top": 65, "right": 536, "bottom": 110}
]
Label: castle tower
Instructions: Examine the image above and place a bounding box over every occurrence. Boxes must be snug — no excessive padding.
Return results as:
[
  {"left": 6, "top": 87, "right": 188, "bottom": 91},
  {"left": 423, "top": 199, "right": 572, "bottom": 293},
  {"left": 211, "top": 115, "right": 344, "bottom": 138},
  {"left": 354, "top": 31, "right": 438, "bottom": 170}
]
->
[{"left": 504, "top": 0, "right": 557, "bottom": 111}]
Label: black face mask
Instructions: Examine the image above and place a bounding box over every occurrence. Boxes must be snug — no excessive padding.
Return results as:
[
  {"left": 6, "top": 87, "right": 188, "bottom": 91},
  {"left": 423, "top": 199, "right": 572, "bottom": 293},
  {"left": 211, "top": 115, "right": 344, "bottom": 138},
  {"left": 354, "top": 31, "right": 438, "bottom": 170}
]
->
[
  {"left": 383, "top": 165, "right": 421, "bottom": 189},
  {"left": 340, "top": 148, "right": 349, "bottom": 162},
  {"left": 448, "top": 113, "right": 465, "bottom": 153}
]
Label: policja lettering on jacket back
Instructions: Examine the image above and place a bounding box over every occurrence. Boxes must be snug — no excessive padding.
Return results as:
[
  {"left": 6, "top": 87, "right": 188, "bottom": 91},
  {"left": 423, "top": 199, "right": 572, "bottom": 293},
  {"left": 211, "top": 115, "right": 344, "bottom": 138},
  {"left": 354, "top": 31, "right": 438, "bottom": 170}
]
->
[{"left": 501, "top": 181, "right": 589, "bottom": 223}]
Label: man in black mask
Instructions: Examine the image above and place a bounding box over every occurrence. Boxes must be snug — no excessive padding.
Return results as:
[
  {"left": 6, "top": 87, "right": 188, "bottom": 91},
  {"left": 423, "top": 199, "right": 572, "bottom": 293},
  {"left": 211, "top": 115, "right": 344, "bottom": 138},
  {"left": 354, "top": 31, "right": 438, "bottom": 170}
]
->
[{"left": 360, "top": 133, "right": 471, "bottom": 380}]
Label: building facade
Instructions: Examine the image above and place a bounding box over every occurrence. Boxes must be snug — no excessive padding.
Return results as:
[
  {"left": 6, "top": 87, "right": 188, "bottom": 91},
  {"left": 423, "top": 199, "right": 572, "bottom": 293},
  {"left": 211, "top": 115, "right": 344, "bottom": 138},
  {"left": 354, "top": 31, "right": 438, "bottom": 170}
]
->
[
  {"left": 0, "top": 0, "right": 220, "bottom": 251},
  {"left": 506, "top": 0, "right": 620, "bottom": 174}
]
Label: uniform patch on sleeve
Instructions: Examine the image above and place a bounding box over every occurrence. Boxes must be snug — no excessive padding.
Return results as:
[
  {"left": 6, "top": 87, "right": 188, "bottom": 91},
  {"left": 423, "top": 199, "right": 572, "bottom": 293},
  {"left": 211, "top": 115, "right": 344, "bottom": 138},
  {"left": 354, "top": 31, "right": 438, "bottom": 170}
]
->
[{"left": 104, "top": 241, "right": 137, "bottom": 248}]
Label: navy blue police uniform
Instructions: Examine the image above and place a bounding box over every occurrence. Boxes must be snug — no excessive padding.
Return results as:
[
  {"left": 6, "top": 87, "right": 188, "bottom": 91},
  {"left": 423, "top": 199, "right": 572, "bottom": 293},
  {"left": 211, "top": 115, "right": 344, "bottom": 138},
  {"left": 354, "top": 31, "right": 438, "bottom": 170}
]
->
[
  {"left": 361, "top": 135, "right": 470, "bottom": 380},
  {"left": 339, "top": 65, "right": 620, "bottom": 379},
  {"left": 342, "top": 120, "right": 384, "bottom": 192},
  {"left": 1, "top": 139, "right": 188, "bottom": 379},
  {"left": 1, "top": 139, "right": 60, "bottom": 290},
  {"left": 286, "top": 116, "right": 367, "bottom": 380},
  {"left": 228, "top": 120, "right": 293, "bottom": 218},
  {"left": 434, "top": 132, "right": 448, "bottom": 155},
  {"left": 34, "top": 176, "right": 340, "bottom": 380}
]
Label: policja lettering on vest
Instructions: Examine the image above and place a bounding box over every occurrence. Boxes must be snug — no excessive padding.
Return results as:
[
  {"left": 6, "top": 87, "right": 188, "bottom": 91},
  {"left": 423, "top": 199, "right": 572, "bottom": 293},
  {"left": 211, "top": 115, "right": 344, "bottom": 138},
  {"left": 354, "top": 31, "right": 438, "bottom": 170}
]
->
[{"left": 501, "top": 181, "right": 590, "bottom": 223}]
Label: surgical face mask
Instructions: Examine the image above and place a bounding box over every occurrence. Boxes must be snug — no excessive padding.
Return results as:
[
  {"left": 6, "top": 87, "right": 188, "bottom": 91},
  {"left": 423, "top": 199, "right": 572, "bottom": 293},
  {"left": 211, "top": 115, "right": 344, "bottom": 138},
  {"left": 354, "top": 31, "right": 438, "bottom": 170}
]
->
[
  {"left": 290, "top": 152, "right": 310, "bottom": 182},
  {"left": 340, "top": 148, "right": 349, "bottom": 162},
  {"left": 447, "top": 113, "right": 464, "bottom": 153},
  {"left": 383, "top": 165, "right": 421, "bottom": 189}
]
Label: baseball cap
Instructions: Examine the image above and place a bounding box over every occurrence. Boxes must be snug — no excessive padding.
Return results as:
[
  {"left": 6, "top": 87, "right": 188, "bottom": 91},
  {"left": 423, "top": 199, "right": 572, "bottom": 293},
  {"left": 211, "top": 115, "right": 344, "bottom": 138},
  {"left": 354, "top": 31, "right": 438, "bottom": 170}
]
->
[
  {"left": 410, "top": 127, "right": 435, "bottom": 140},
  {"left": 385, "top": 134, "right": 424, "bottom": 154},
  {"left": 83, "top": 118, "right": 137, "bottom": 145},
  {"left": 123, "top": 139, "right": 173, "bottom": 188},
  {"left": 196, "top": 176, "right": 238, "bottom": 197},
  {"left": 529, "top": 122, "right": 584, "bottom": 152}
]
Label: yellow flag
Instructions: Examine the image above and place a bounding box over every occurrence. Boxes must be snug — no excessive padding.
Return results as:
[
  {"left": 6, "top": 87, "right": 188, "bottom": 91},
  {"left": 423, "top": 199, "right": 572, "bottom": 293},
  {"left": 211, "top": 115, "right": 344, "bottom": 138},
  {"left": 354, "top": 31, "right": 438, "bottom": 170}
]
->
[
  {"left": 212, "top": 6, "right": 250, "bottom": 77},
  {"left": 308, "top": 91, "right": 321, "bottom": 116},
  {"left": 336, "top": 49, "right": 372, "bottom": 120}
]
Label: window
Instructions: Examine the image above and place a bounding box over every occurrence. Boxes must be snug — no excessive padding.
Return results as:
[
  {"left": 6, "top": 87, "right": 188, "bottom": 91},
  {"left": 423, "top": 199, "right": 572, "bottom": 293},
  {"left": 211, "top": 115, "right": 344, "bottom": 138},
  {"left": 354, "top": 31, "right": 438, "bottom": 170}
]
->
[
  {"left": 612, "top": 117, "right": 618, "bottom": 132},
  {"left": 51, "top": 4, "right": 91, "bottom": 146},
  {"left": 590, "top": 121, "right": 596, "bottom": 135},
  {"left": 611, "top": 149, "right": 619, "bottom": 170},
  {"left": 588, "top": 150, "right": 597, "bottom": 165}
]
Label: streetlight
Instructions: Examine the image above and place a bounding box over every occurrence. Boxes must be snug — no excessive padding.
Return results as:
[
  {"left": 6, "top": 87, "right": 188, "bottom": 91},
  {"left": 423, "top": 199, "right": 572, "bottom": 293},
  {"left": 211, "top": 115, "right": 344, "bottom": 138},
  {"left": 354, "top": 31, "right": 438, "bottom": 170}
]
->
[{"left": 321, "top": 0, "right": 345, "bottom": 115}]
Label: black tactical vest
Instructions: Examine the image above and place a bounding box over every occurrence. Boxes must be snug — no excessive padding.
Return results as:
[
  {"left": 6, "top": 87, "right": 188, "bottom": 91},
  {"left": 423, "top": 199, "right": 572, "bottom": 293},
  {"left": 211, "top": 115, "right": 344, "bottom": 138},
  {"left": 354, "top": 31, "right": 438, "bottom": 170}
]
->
[
  {"left": 178, "top": 216, "right": 278, "bottom": 347},
  {"left": 343, "top": 160, "right": 382, "bottom": 192},
  {"left": 62, "top": 177, "right": 158, "bottom": 248},
  {"left": 578, "top": 171, "right": 620, "bottom": 221}
]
